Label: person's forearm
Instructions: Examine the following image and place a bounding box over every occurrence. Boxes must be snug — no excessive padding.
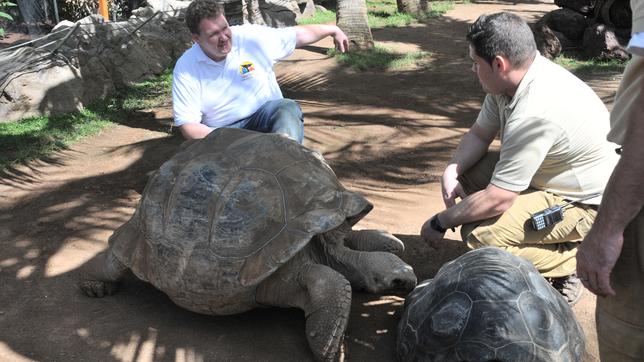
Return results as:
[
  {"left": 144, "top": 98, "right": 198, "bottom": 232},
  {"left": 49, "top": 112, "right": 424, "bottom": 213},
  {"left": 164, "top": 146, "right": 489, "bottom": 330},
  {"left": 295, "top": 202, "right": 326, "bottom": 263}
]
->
[
  {"left": 295, "top": 24, "right": 341, "bottom": 47},
  {"left": 447, "top": 128, "right": 493, "bottom": 176},
  {"left": 439, "top": 185, "right": 516, "bottom": 228},
  {"left": 179, "top": 123, "right": 213, "bottom": 140}
]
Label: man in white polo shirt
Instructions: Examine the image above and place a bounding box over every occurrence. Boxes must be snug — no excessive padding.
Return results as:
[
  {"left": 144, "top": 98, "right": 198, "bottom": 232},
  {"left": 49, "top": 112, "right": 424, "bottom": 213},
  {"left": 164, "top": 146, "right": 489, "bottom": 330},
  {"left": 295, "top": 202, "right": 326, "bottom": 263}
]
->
[
  {"left": 172, "top": 0, "right": 349, "bottom": 142},
  {"left": 420, "top": 12, "right": 619, "bottom": 305}
]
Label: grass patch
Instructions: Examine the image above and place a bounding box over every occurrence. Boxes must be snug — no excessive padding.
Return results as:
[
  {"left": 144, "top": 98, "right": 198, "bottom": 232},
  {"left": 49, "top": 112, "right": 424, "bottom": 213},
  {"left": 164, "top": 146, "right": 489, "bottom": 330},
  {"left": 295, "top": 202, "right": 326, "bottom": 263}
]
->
[
  {"left": 298, "top": 0, "right": 455, "bottom": 28},
  {"left": 329, "top": 44, "right": 430, "bottom": 71},
  {"left": 119, "top": 69, "right": 173, "bottom": 110},
  {"left": 368, "top": 0, "right": 454, "bottom": 26},
  {"left": 554, "top": 54, "right": 627, "bottom": 74},
  {"left": 426, "top": 1, "right": 455, "bottom": 18},
  {"left": 296, "top": 8, "right": 336, "bottom": 25},
  {"left": 0, "top": 110, "right": 113, "bottom": 170},
  {"left": 0, "top": 68, "right": 174, "bottom": 171}
]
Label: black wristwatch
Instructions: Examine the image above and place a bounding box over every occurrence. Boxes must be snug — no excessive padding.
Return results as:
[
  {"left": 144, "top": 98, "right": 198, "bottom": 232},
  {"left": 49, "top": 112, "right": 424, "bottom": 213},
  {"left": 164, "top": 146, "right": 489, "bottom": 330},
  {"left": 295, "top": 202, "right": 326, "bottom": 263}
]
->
[{"left": 430, "top": 214, "right": 454, "bottom": 233}]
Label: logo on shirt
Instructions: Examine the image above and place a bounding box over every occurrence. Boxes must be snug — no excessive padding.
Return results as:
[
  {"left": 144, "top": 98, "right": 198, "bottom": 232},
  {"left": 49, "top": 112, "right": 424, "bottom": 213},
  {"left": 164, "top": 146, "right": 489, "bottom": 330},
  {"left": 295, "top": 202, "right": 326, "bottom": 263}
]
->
[{"left": 239, "top": 61, "right": 255, "bottom": 79}]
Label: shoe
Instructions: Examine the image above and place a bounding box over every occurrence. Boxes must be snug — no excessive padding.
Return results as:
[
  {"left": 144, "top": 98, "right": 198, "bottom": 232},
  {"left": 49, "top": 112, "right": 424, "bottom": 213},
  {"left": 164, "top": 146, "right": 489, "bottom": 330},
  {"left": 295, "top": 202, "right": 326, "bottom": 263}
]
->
[{"left": 547, "top": 273, "right": 584, "bottom": 306}]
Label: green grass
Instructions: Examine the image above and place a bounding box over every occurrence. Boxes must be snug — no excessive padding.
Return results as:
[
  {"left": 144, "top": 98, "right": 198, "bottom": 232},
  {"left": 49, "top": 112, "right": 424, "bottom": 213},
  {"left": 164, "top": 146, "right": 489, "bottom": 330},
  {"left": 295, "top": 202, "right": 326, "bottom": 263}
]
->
[
  {"left": 329, "top": 44, "right": 430, "bottom": 71},
  {"left": 0, "top": 68, "right": 174, "bottom": 171},
  {"left": 297, "top": 0, "right": 456, "bottom": 28},
  {"left": 296, "top": 8, "right": 336, "bottom": 25},
  {"left": 368, "top": 0, "right": 455, "bottom": 27},
  {"left": 119, "top": 69, "right": 173, "bottom": 110},
  {"left": 426, "top": 1, "right": 455, "bottom": 18},
  {"left": 554, "top": 54, "right": 627, "bottom": 74},
  {"left": 0, "top": 111, "right": 112, "bottom": 170}
]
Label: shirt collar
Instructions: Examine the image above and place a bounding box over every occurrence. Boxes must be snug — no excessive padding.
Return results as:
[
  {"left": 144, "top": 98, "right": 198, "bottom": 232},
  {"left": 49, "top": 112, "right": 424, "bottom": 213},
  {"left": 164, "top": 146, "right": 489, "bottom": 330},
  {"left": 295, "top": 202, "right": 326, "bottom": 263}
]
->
[
  {"left": 506, "top": 52, "right": 542, "bottom": 109},
  {"left": 193, "top": 43, "right": 227, "bottom": 67}
]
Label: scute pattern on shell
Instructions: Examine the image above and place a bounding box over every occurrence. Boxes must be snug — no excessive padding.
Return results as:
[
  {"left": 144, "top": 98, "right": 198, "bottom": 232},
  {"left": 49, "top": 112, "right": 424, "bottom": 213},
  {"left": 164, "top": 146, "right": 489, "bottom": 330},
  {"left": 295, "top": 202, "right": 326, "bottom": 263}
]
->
[
  {"left": 396, "top": 247, "right": 585, "bottom": 362},
  {"left": 108, "top": 128, "right": 372, "bottom": 315}
]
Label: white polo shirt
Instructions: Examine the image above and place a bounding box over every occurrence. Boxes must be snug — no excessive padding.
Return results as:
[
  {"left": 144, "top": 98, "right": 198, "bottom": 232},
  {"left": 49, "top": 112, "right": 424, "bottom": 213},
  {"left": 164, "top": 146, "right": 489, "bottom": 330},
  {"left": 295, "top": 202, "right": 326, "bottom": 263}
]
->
[{"left": 172, "top": 25, "right": 297, "bottom": 128}]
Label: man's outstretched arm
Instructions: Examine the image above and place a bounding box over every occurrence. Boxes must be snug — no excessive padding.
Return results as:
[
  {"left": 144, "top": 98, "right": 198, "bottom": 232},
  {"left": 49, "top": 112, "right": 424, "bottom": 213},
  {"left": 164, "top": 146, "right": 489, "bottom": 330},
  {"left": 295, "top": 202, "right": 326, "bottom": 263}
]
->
[{"left": 295, "top": 25, "right": 349, "bottom": 52}]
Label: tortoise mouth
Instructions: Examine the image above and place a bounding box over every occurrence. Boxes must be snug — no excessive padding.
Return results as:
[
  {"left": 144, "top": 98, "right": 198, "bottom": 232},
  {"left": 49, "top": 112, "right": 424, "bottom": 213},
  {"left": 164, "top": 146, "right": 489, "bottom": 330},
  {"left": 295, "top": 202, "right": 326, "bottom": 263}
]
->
[{"left": 345, "top": 202, "right": 374, "bottom": 227}]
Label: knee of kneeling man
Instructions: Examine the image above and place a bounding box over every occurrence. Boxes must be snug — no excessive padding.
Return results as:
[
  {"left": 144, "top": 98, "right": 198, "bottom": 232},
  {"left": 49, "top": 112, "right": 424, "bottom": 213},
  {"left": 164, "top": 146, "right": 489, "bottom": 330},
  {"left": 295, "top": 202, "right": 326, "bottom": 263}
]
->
[
  {"left": 464, "top": 232, "right": 499, "bottom": 250},
  {"left": 280, "top": 99, "right": 303, "bottom": 117}
]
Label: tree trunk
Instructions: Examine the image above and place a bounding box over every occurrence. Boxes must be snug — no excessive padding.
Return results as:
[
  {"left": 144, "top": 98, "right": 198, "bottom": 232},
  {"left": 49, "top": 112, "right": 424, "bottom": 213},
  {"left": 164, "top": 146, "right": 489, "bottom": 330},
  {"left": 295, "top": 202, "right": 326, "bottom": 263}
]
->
[
  {"left": 336, "top": 0, "right": 373, "bottom": 49},
  {"left": 396, "top": 0, "right": 427, "bottom": 15}
]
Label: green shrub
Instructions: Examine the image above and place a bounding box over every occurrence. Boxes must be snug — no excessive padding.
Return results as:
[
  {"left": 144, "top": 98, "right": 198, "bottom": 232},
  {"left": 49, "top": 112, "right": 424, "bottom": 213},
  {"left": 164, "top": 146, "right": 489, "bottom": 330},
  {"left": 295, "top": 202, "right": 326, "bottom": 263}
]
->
[{"left": 0, "top": 1, "right": 17, "bottom": 38}]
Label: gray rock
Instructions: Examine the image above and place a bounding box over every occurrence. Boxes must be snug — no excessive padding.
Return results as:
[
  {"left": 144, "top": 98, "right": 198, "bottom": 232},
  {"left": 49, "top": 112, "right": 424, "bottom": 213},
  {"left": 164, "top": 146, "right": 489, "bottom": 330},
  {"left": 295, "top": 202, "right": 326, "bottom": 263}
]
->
[
  {"left": 554, "top": 0, "right": 594, "bottom": 15},
  {"left": 540, "top": 8, "right": 590, "bottom": 41},
  {"left": 583, "top": 23, "right": 630, "bottom": 60}
]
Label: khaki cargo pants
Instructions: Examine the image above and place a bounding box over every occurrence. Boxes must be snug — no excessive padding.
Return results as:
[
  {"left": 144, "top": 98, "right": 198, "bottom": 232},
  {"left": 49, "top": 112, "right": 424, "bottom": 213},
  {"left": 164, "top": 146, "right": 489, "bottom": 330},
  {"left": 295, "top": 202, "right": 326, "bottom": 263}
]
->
[{"left": 459, "top": 152, "right": 597, "bottom": 278}]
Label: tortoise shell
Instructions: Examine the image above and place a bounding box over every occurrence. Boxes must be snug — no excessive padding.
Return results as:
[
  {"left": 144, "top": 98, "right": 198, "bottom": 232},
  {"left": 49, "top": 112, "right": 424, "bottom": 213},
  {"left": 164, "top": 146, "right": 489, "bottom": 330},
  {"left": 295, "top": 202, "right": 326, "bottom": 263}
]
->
[
  {"left": 109, "top": 128, "right": 372, "bottom": 314},
  {"left": 397, "top": 247, "right": 585, "bottom": 361}
]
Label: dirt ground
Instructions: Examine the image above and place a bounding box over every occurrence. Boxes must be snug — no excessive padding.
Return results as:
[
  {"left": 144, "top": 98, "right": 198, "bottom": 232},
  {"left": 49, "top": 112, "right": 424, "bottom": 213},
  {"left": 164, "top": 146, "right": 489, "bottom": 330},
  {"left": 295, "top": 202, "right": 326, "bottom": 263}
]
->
[{"left": 0, "top": 1, "right": 625, "bottom": 361}]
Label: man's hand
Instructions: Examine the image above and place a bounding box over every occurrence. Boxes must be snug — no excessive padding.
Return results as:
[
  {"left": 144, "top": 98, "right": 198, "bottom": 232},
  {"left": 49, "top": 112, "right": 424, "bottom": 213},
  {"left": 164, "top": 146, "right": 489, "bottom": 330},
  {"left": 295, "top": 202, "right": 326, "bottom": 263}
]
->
[
  {"left": 420, "top": 215, "right": 446, "bottom": 248},
  {"left": 333, "top": 29, "right": 349, "bottom": 53},
  {"left": 577, "top": 229, "right": 624, "bottom": 297},
  {"left": 441, "top": 164, "right": 466, "bottom": 208},
  {"left": 295, "top": 25, "right": 349, "bottom": 52}
]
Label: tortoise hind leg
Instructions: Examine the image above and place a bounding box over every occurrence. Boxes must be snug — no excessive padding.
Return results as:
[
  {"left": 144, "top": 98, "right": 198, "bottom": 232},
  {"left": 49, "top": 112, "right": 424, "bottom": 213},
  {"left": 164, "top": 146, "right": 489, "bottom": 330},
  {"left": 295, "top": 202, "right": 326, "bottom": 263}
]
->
[
  {"left": 78, "top": 247, "right": 128, "bottom": 298},
  {"left": 256, "top": 263, "right": 351, "bottom": 362}
]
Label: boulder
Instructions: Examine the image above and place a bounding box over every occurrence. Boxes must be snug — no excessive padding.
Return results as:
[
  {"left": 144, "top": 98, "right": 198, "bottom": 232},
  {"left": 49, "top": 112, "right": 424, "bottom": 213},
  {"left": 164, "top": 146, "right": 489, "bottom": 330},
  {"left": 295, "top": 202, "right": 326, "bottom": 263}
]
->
[
  {"left": 583, "top": 23, "right": 629, "bottom": 60},
  {"left": 539, "top": 8, "right": 590, "bottom": 41},
  {"left": 534, "top": 23, "right": 563, "bottom": 59},
  {"left": 554, "top": 0, "right": 594, "bottom": 15}
]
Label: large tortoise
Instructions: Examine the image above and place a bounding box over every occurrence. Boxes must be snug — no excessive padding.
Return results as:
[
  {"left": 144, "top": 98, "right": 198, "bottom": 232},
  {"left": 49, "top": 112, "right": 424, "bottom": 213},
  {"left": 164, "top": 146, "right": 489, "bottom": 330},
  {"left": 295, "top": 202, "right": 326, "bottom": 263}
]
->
[
  {"left": 79, "top": 128, "right": 417, "bottom": 361},
  {"left": 396, "top": 247, "right": 585, "bottom": 362}
]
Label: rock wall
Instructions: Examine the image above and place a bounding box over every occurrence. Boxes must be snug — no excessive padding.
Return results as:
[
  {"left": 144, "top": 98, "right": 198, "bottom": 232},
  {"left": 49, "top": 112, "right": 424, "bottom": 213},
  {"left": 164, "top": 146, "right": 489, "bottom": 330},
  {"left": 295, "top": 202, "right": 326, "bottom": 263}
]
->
[
  {"left": 0, "top": 0, "right": 313, "bottom": 123},
  {"left": 0, "top": 7, "right": 191, "bottom": 122}
]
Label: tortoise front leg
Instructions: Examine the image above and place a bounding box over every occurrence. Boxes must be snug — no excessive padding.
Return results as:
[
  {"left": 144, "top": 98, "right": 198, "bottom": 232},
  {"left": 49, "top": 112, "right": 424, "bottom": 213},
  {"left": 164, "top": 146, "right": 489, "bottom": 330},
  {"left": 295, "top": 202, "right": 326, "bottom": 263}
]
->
[
  {"left": 78, "top": 247, "right": 128, "bottom": 298},
  {"left": 256, "top": 263, "right": 351, "bottom": 362},
  {"left": 344, "top": 229, "right": 405, "bottom": 255}
]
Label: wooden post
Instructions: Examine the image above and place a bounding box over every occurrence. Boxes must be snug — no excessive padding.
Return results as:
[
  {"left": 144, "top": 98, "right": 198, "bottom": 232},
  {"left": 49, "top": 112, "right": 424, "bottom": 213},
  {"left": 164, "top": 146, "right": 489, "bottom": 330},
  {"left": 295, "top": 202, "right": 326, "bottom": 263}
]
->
[{"left": 98, "top": 0, "right": 109, "bottom": 21}]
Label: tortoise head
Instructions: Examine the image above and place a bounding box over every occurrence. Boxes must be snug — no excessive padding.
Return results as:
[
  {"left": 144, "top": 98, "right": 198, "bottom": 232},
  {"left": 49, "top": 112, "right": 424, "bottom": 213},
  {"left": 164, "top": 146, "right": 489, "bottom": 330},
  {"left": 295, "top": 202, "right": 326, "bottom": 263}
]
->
[{"left": 350, "top": 251, "right": 417, "bottom": 295}]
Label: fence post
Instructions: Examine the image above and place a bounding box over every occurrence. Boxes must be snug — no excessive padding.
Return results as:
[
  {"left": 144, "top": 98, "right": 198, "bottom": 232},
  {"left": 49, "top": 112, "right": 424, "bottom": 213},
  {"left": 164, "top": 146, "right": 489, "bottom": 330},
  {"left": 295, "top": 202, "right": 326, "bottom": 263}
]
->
[{"left": 98, "top": 0, "right": 109, "bottom": 21}]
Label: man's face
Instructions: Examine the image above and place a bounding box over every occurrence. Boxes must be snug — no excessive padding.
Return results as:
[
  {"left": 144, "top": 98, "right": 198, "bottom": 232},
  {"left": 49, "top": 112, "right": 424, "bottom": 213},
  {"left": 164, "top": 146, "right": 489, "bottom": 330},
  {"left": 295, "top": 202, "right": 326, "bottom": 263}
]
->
[
  {"left": 192, "top": 14, "right": 232, "bottom": 61},
  {"left": 469, "top": 44, "right": 503, "bottom": 95}
]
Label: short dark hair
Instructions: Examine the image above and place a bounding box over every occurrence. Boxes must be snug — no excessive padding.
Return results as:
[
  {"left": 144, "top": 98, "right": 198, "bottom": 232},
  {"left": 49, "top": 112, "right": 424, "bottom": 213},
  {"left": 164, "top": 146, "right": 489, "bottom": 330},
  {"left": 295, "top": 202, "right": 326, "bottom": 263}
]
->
[
  {"left": 466, "top": 12, "right": 536, "bottom": 67},
  {"left": 186, "top": 0, "right": 225, "bottom": 35}
]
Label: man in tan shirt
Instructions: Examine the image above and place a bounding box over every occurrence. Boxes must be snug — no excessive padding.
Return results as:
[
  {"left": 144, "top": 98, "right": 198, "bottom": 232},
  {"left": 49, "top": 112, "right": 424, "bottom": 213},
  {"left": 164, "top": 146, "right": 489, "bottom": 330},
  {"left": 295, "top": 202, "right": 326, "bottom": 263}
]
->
[
  {"left": 421, "top": 12, "right": 619, "bottom": 305},
  {"left": 576, "top": 0, "right": 644, "bottom": 359}
]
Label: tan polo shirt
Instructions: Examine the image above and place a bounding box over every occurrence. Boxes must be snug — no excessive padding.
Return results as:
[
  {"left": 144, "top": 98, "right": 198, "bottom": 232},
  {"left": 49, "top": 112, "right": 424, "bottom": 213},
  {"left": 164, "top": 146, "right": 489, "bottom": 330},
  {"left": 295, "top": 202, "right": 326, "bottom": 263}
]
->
[
  {"left": 475, "top": 54, "right": 619, "bottom": 204},
  {"left": 607, "top": 0, "right": 644, "bottom": 145}
]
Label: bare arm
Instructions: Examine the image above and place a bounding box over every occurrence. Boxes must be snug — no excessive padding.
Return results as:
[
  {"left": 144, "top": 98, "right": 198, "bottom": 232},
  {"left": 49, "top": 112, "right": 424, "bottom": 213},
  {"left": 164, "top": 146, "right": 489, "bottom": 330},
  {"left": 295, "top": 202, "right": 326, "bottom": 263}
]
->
[
  {"left": 179, "top": 123, "right": 213, "bottom": 140},
  {"left": 295, "top": 24, "right": 349, "bottom": 52},
  {"left": 442, "top": 123, "right": 497, "bottom": 207},
  {"left": 577, "top": 89, "right": 644, "bottom": 297},
  {"left": 421, "top": 183, "right": 518, "bottom": 246},
  {"left": 421, "top": 122, "right": 513, "bottom": 245}
]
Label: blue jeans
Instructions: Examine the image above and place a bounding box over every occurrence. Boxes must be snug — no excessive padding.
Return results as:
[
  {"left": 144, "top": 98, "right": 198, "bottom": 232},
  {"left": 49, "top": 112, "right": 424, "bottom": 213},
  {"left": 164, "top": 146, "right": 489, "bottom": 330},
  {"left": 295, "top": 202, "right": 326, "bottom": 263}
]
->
[{"left": 227, "top": 99, "right": 304, "bottom": 144}]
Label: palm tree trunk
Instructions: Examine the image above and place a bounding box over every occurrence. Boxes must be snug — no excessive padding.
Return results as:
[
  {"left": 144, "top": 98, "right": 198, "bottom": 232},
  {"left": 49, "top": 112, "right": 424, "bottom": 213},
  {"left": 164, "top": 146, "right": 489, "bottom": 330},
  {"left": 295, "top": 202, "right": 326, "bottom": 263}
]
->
[{"left": 336, "top": 0, "right": 374, "bottom": 49}]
